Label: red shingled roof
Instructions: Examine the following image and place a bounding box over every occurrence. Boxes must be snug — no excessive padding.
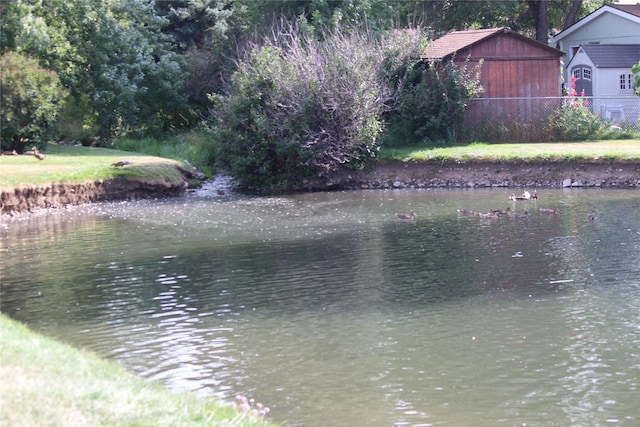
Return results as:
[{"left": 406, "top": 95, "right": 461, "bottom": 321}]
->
[
  {"left": 422, "top": 27, "right": 562, "bottom": 61},
  {"left": 422, "top": 28, "right": 505, "bottom": 60}
]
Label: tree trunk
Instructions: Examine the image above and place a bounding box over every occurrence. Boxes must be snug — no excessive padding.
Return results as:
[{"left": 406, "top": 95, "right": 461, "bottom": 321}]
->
[
  {"left": 563, "top": 0, "right": 582, "bottom": 29},
  {"left": 528, "top": 0, "right": 549, "bottom": 43}
]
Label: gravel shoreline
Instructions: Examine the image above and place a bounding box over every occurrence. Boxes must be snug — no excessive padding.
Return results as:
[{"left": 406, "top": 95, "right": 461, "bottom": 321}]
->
[{"left": 330, "top": 159, "right": 640, "bottom": 190}]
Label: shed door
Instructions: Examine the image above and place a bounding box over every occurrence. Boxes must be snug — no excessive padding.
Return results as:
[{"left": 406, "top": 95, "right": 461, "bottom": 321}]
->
[{"left": 570, "top": 66, "right": 593, "bottom": 96}]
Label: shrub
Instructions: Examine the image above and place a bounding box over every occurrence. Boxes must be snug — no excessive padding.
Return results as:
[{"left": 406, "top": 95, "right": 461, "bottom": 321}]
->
[
  {"left": 0, "top": 52, "right": 67, "bottom": 151},
  {"left": 549, "top": 77, "right": 606, "bottom": 141},
  {"left": 210, "top": 25, "right": 426, "bottom": 191},
  {"left": 381, "top": 58, "right": 483, "bottom": 147}
]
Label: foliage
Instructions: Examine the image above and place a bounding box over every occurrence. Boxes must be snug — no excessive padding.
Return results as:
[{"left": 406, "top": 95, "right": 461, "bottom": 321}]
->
[
  {"left": 632, "top": 60, "right": 640, "bottom": 96},
  {"left": 382, "top": 58, "right": 483, "bottom": 147},
  {"left": 0, "top": 52, "right": 68, "bottom": 151},
  {"left": 211, "top": 25, "right": 421, "bottom": 191},
  {"left": 113, "top": 129, "right": 218, "bottom": 176},
  {"left": 155, "top": 0, "right": 235, "bottom": 52},
  {"left": 549, "top": 76, "right": 607, "bottom": 141},
  {"left": 9, "top": 0, "right": 192, "bottom": 138}
]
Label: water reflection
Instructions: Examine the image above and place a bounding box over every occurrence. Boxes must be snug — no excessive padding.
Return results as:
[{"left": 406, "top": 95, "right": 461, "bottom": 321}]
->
[{"left": 1, "top": 188, "right": 639, "bottom": 426}]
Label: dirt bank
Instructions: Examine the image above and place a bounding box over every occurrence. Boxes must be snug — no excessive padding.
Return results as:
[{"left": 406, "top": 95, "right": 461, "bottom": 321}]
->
[
  {"left": 2, "top": 160, "right": 639, "bottom": 215},
  {"left": 1, "top": 177, "right": 186, "bottom": 215},
  {"left": 331, "top": 159, "right": 640, "bottom": 190}
]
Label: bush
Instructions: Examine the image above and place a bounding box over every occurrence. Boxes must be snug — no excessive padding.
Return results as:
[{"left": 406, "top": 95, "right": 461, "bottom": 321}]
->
[
  {"left": 210, "top": 25, "right": 426, "bottom": 191},
  {"left": 548, "top": 77, "right": 607, "bottom": 141},
  {"left": 381, "top": 58, "right": 483, "bottom": 147},
  {"left": 0, "top": 52, "right": 67, "bottom": 151}
]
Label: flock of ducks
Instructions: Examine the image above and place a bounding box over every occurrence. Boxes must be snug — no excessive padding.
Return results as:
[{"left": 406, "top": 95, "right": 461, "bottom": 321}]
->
[
  {"left": 457, "top": 190, "right": 555, "bottom": 220},
  {"left": 396, "top": 190, "right": 598, "bottom": 222}
]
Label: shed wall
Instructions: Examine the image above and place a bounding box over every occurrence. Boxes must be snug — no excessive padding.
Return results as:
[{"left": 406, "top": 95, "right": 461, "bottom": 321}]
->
[{"left": 451, "top": 35, "right": 561, "bottom": 98}]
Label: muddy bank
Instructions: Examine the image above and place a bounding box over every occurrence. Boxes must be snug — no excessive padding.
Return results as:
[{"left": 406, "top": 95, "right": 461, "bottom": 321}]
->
[
  {"left": 1, "top": 177, "right": 186, "bottom": 215},
  {"left": 3, "top": 160, "right": 639, "bottom": 214},
  {"left": 328, "top": 159, "right": 640, "bottom": 190}
]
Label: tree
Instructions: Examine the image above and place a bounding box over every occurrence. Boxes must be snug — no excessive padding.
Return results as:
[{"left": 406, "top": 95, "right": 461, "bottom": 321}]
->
[
  {"left": 632, "top": 61, "right": 640, "bottom": 96},
  {"left": 0, "top": 52, "right": 68, "bottom": 151},
  {"left": 10, "top": 0, "right": 191, "bottom": 138}
]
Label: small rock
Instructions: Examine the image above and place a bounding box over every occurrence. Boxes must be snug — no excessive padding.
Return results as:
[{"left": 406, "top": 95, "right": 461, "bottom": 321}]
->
[{"left": 562, "top": 178, "right": 572, "bottom": 188}]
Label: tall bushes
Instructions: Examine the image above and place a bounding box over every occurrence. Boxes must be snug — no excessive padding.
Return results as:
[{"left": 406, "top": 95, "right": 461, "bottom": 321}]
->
[{"left": 210, "top": 26, "right": 427, "bottom": 191}]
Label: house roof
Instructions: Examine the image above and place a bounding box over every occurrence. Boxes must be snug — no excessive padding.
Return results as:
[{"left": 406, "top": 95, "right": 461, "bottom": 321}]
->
[
  {"left": 579, "top": 44, "right": 640, "bottom": 68},
  {"left": 553, "top": 4, "right": 640, "bottom": 42},
  {"left": 609, "top": 3, "right": 640, "bottom": 18},
  {"left": 422, "top": 27, "right": 562, "bottom": 61}
]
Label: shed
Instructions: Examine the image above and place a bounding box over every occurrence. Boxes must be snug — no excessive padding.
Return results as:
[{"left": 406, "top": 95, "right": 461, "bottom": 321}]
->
[
  {"left": 567, "top": 43, "right": 640, "bottom": 124},
  {"left": 423, "top": 27, "right": 564, "bottom": 98},
  {"left": 423, "top": 28, "right": 565, "bottom": 132}
]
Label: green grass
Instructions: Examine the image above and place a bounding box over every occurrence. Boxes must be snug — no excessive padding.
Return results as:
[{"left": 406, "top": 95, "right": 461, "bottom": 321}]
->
[
  {"left": 0, "top": 314, "right": 276, "bottom": 427},
  {"left": 113, "top": 129, "right": 218, "bottom": 177},
  {"left": 379, "top": 140, "right": 640, "bottom": 163},
  {"left": 0, "top": 144, "right": 187, "bottom": 188}
]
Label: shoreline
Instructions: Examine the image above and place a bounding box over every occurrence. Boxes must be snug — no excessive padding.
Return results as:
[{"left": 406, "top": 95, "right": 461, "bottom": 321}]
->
[
  {"left": 1, "top": 177, "right": 186, "bottom": 215},
  {"left": 329, "top": 159, "right": 640, "bottom": 190},
  {"left": 2, "top": 159, "right": 640, "bottom": 215}
]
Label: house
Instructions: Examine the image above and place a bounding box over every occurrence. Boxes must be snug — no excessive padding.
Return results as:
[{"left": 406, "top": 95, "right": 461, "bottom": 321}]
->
[
  {"left": 551, "top": 3, "right": 640, "bottom": 124},
  {"left": 552, "top": 3, "right": 640, "bottom": 80},
  {"left": 422, "top": 27, "right": 564, "bottom": 129},
  {"left": 566, "top": 44, "right": 640, "bottom": 122}
]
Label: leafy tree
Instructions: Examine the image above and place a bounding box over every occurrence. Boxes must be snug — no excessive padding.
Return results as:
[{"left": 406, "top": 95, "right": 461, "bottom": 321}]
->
[
  {"left": 0, "top": 52, "right": 68, "bottom": 151},
  {"left": 154, "top": 0, "right": 235, "bottom": 52},
  {"left": 10, "top": 0, "right": 191, "bottom": 138}
]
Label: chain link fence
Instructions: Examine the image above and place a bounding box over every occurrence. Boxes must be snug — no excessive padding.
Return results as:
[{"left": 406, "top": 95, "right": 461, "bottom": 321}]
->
[{"left": 460, "top": 96, "right": 640, "bottom": 142}]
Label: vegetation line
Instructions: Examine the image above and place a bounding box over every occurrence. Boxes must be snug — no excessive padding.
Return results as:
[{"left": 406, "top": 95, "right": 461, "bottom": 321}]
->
[{"left": 379, "top": 140, "right": 640, "bottom": 162}]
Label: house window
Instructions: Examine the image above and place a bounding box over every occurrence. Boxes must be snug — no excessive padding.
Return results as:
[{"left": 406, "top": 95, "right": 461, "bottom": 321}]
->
[
  {"left": 572, "top": 69, "right": 581, "bottom": 80},
  {"left": 582, "top": 68, "right": 591, "bottom": 81},
  {"left": 620, "top": 74, "right": 633, "bottom": 91}
]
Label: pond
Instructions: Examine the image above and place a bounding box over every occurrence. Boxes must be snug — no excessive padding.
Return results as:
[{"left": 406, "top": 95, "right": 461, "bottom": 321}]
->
[{"left": 1, "top": 186, "right": 639, "bottom": 426}]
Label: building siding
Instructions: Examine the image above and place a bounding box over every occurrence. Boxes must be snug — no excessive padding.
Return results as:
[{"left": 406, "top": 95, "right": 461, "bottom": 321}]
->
[{"left": 450, "top": 34, "right": 561, "bottom": 98}]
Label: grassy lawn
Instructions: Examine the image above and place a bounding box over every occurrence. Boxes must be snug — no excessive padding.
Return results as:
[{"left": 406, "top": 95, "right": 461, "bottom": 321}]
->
[
  {"left": 0, "top": 144, "right": 186, "bottom": 188},
  {"left": 0, "top": 315, "right": 276, "bottom": 427},
  {"left": 379, "top": 140, "right": 640, "bottom": 162}
]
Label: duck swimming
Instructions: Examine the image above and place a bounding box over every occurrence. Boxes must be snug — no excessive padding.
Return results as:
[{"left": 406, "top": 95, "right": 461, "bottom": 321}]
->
[{"left": 396, "top": 211, "right": 416, "bottom": 221}]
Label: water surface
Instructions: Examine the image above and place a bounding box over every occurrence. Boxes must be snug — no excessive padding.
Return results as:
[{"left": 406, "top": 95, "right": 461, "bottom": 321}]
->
[{"left": 1, "top": 187, "right": 639, "bottom": 426}]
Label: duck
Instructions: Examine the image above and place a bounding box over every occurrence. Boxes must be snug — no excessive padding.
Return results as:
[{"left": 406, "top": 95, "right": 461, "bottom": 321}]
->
[
  {"left": 478, "top": 211, "right": 499, "bottom": 219},
  {"left": 111, "top": 160, "right": 132, "bottom": 167},
  {"left": 505, "top": 207, "right": 529, "bottom": 219},
  {"left": 509, "top": 190, "right": 534, "bottom": 201},
  {"left": 32, "top": 146, "right": 46, "bottom": 160},
  {"left": 396, "top": 211, "right": 416, "bottom": 221},
  {"left": 456, "top": 209, "right": 476, "bottom": 216},
  {"left": 540, "top": 208, "right": 559, "bottom": 214}
]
